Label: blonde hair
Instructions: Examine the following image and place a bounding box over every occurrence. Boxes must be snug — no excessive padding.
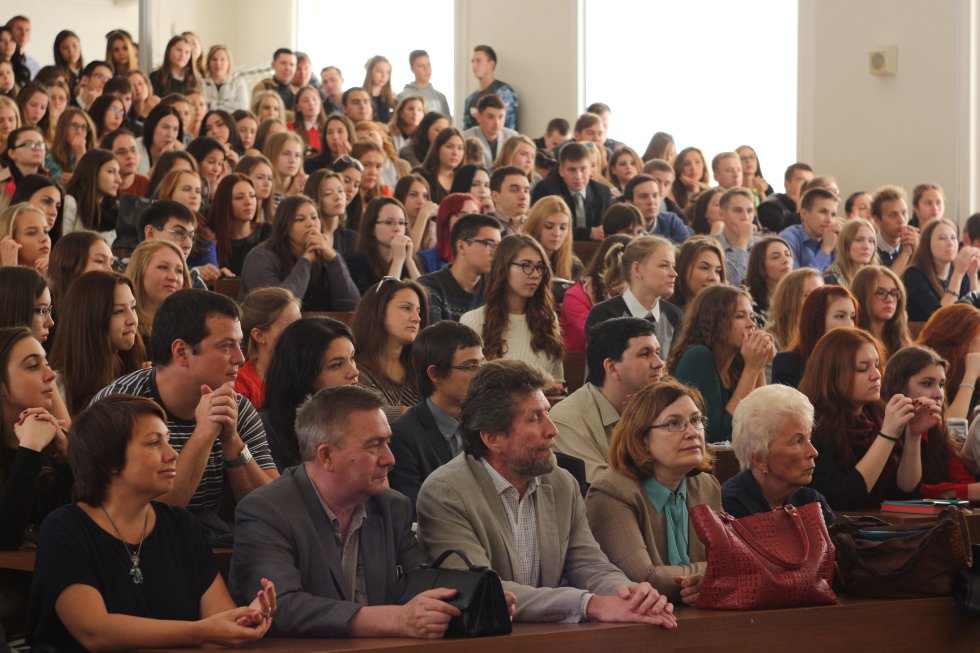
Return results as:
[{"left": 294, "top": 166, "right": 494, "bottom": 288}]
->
[
  {"left": 0, "top": 202, "right": 45, "bottom": 242},
  {"left": 831, "top": 218, "right": 879, "bottom": 287},
  {"left": 765, "top": 268, "right": 823, "bottom": 349},
  {"left": 205, "top": 45, "right": 234, "bottom": 80},
  {"left": 0, "top": 96, "right": 23, "bottom": 151},
  {"left": 263, "top": 131, "right": 305, "bottom": 195},
  {"left": 240, "top": 287, "right": 300, "bottom": 359},
  {"left": 126, "top": 240, "right": 191, "bottom": 339},
  {"left": 493, "top": 134, "right": 537, "bottom": 181},
  {"left": 354, "top": 120, "right": 398, "bottom": 161},
  {"left": 525, "top": 196, "right": 575, "bottom": 280},
  {"left": 250, "top": 91, "right": 286, "bottom": 124},
  {"left": 615, "top": 235, "right": 674, "bottom": 286}
]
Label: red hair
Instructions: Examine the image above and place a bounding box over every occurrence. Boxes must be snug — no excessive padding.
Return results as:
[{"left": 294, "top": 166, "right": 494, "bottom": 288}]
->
[
  {"left": 916, "top": 303, "right": 980, "bottom": 390},
  {"left": 789, "top": 285, "right": 859, "bottom": 370},
  {"left": 435, "top": 192, "right": 476, "bottom": 263}
]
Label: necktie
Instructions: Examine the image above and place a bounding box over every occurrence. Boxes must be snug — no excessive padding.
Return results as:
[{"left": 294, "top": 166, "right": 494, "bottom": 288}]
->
[
  {"left": 449, "top": 429, "right": 462, "bottom": 457},
  {"left": 645, "top": 312, "right": 657, "bottom": 328},
  {"left": 574, "top": 192, "right": 586, "bottom": 229}
]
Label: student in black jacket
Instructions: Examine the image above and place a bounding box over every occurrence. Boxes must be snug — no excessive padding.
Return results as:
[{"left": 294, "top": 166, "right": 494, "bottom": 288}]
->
[{"left": 531, "top": 141, "right": 612, "bottom": 242}]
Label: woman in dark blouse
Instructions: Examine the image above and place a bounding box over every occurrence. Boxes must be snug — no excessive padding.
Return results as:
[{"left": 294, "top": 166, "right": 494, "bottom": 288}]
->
[{"left": 903, "top": 218, "right": 979, "bottom": 322}]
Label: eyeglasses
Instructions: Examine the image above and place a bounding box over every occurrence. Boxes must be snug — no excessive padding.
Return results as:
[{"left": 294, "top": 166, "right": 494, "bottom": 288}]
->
[
  {"left": 93, "top": 73, "right": 109, "bottom": 82},
  {"left": 451, "top": 361, "right": 485, "bottom": 373},
  {"left": 114, "top": 147, "right": 139, "bottom": 157},
  {"left": 333, "top": 154, "right": 363, "bottom": 172},
  {"left": 378, "top": 219, "right": 409, "bottom": 228},
  {"left": 464, "top": 238, "right": 499, "bottom": 251},
  {"left": 33, "top": 305, "right": 53, "bottom": 318},
  {"left": 649, "top": 416, "right": 708, "bottom": 433},
  {"left": 874, "top": 288, "right": 902, "bottom": 301},
  {"left": 108, "top": 106, "right": 125, "bottom": 116},
  {"left": 68, "top": 122, "right": 89, "bottom": 132},
  {"left": 14, "top": 140, "right": 45, "bottom": 151},
  {"left": 164, "top": 227, "right": 196, "bottom": 241},
  {"left": 511, "top": 261, "right": 548, "bottom": 277}
]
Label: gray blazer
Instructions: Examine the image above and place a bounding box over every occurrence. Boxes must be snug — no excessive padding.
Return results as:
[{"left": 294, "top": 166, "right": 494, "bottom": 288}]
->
[
  {"left": 229, "top": 465, "right": 427, "bottom": 636},
  {"left": 416, "top": 455, "right": 629, "bottom": 622},
  {"left": 462, "top": 125, "right": 519, "bottom": 170}
]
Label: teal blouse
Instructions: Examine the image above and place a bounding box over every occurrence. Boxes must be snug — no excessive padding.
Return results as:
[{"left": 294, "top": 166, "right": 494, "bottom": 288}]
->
[{"left": 642, "top": 476, "right": 690, "bottom": 565}]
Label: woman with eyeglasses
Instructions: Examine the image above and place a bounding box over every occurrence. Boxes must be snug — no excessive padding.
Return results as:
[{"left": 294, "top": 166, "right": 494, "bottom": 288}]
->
[
  {"left": 735, "top": 145, "right": 773, "bottom": 203},
  {"left": 460, "top": 234, "right": 565, "bottom": 388},
  {"left": 87, "top": 95, "right": 127, "bottom": 141},
  {"left": 61, "top": 149, "right": 121, "bottom": 247},
  {"left": 585, "top": 380, "right": 719, "bottom": 605},
  {"left": 302, "top": 169, "right": 357, "bottom": 260},
  {"left": 0, "top": 126, "right": 48, "bottom": 203},
  {"left": 668, "top": 285, "right": 776, "bottom": 443},
  {"left": 346, "top": 196, "right": 421, "bottom": 294},
  {"left": 851, "top": 265, "right": 912, "bottom": 359},
  {"left": 904, "top": 218, "right": 980, "bottom": 322},
  {"left": 239, "top": 194, "right": 359, "bottom": 311},
  {"left": 0, "top": 202, "right": 50, "bottom": 274}
]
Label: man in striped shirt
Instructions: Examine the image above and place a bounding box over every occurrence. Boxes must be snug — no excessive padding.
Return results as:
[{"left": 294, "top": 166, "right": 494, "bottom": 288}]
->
[{"left": 94, "top": 290, "right": 278, "bottom": 513}]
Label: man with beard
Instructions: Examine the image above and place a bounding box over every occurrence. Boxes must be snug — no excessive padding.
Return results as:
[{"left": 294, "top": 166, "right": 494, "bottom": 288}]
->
[{"left": 416, "top": 359, "right": 677, "bottom": 627}]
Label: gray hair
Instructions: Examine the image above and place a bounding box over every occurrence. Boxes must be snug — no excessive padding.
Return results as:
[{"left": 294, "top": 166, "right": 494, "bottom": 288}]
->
[
  {"left": 731, "top": 385, "right": 814, "bottom": 471},
  {"left": 294, "top": 385, "right": 385, "bottom": 461},
  {"left": 460, "top": 359, "right": 548, "bottom": 458}
]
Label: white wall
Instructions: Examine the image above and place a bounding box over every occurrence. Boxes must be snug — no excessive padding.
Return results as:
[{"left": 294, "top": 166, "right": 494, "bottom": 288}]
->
[
  {"left": 798, "top": 0, "right": 976, "bottom": 221},
  {"left": 454, "top": 0, "right": 581, "bottom": 135}
]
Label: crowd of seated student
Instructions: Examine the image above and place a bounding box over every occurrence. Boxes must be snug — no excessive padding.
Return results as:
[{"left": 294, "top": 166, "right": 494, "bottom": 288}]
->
[{"left": 2, "top": 14, "right": 980, "bottom": 646}]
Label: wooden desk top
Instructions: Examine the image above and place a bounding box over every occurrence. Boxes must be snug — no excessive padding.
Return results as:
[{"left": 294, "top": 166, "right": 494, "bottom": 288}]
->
[{"left": 141, "top": 596, "right": 979, "bottom": 653}]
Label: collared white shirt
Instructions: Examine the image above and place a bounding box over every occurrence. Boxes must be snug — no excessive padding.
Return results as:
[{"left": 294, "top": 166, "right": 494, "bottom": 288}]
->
[
  {"left": 622, "top": 287, "right": 661, "bottom": 322},
  {"left": 480, "top": 458, "right": 541, "bottom": 587}
]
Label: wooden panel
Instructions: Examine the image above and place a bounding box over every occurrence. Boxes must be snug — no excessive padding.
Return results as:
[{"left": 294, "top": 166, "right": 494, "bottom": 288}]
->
[
  {"left": 214, "top": 277, "right": 242, "bottom": 301},
  {"left": 909, "top": 321, "right": 926, "bottom": 339},
  {"left": 563, "top": 350, "right": 586, "bottom": 393},
  {"left": 140, "top": 596, "right": 980, "bottom": 652},
  {"left": 572, "top": 240, "right": 600, "bottom": 264}
]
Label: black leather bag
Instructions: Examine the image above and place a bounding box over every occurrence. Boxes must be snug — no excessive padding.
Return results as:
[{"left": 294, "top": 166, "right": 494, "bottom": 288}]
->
[
  {"left": 954, "top": 544, "right": 980, "bottom": 616},
  {"left": 399, "top": 549, "right": 512, "bottom": 637}
]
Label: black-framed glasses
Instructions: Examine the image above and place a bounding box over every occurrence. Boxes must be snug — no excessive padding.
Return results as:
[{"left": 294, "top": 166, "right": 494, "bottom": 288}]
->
[
  {"left": 874, "top": 288, "right": 901, "bottom": 301},
  {"left": 13, "top": 140, "right": 45, "bottom": 151},
  {"left": 510, "top": 261, "right": 548, "bottom": 277},
  {"left": 649, "top": 416, "right": 708, "bottom": 433},
  {"left": 451, "top": 361, "right": 485, "bottom": 373},
  {"left": 332, "top": 154, "right": 363, "bottom": 172},
  {"left": 464, "top": 238, "right": 499, "bottom": 251}
]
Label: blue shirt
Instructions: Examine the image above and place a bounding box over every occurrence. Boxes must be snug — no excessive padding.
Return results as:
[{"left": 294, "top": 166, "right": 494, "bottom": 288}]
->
[
  {"left": 650, "top": 210, "right": 691, "bottom": 245},
  {"left": 779, "top": 224, "right": 834, "bottom": 273}
]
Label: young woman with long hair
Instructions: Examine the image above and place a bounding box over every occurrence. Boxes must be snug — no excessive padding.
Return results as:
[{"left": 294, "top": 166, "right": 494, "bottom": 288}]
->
[
  {"left": 667, "top": 285, "right": 776, "bottom": 443},
  {"left": 48, "top": 230, "right": 113, "bottom": 310},
  {"left": 351, "top": 277, "right": 429, "bottom": 418},
  {"left": 303, "top": 169, "right": 357, "bottom": 259},
  {"left": 685, "top": 188, "right": 723, "bottom": 236},
  {"left": 388, "top": 95, "right": 425, "bottom": 151},
  {"left": 250, "top": 91, "right": 286, "bottom": 125},
  {"left": 234, "top": 154, "right": 275, "bottom": 225},
  {"left": 201, "top": 109, "right": 245, "bottom": 158},
  {"left": 149, "top": 35, "right": 201, "bottom": 97},
  {"left": 823, "top": 218, "right": 879, "bottom": 287},
  {"left": 127, "top": 69, "right": 160, "bottom": 126},
  {"left": 608, "top": 146, "right": 643, "bottom": 193},
  {"left": 415, "top": 126, "right": 464, "bottom": 204},
  {"left": 48, "top": 271, "right": 145, "bottom": 415},
  {"left": 524, "top": 195, "right": 579, "bottom": 280},
  {"left": 10, "top": 174, "right": 63, "bottom": 244},
  {"left": 735, "top": 145, "right": 773, "bottom": 202},
  {"left": 355, "top": 120, "right": 411, "bottom": 190},
  {"left": 331, "top": 154, "right": 363, "bottom": 230},
  {"left": 232, "top": 110, "right": 259, "bottom": 152},
  {"left": 0, "top": 125, "right": 47, "bottom": 201},
  {"left": 669, "top": 236, "right": 726, "bottom": 312},
  {"left": 287, "top": 85, "right": 325, "bottom": 155},
  {"left": 904, "top": 218, "right": 980, "bottom": 321},
  {"left": 460, "top": 234, "right": 565, "bottom": 387},
  {"left": 239, "top": 194, "right": 359, "bottom": 311},
  {"left": 105, "top": 31, "right": 137, "bottom": 76},
  {"left": 302, "top": 113, "right": 355, "bottom": 173},
  {"left": 449, "top": 163, "right": 493, "bottom": 213},
  {"left": 44, "top": 106, "right": 95, "bottom": 184},
  {"left": 40, "top": 80, "right": 69, "bottom": 148},
  {"left": 764, "top": 267, "right": 824, "bottom": 351},
  {"left": 0, "top": 201, "right": 50, "bottom": 274},
  {"left": 234, "top": 287, "right": 301, "bottom": 411},
  {"left": 125, "top": 239, "right": 190, "bottom": 340},
  {"left": 16, "top": 83, "right": 48, "bottom": 129},
  {"left": 393, "top": 173, "right": 436, "bottom": 253},
  {"left": 882, "top": 345, "right": 978, "bottom": 500},
  {"left": 399, "top": 111, "right": 448, "bottom": 167},
  {"left": 362, "top": 55, "right": 395, "bottom": 123},
  {"left": 346, "top": 196, "right": 421, "bottom": 293},
  {"left": 201, "top": 45, "right": 248, "bottom": 113},
  {"left": 800, "top": 327, "right": 923, "bottom": 510},
  {"left": 53, "top": 30, "right": 84, "bottom": 88},
  {"left": 136, "top": 104, "right": 183, "bottom": 175},
  {"left": 916, "top": 303, "right": 980, "bottom": 420},
  {"left": 263, "top": 130, "right": 306, "bottom": 211},
  {"left": 851, "top": 265, "right": 913, "bottom": 358},
  {"left": 417, "top": 192, "right": 478, "bottom": 273},
  {"left": 0, "top": 96, "right": 19, "bottom": 155},
  {"left": 351, "top": 140, "right": 389, "bottom": 207},
  {"left": 185, "top": 137, "right": 227, "bottom": 211},
  {"left": 744, "top": 235, "right": 793, "bottom": 326},
  {"left": 670, "top": 147, "right": 710, "bottom": 210},
  {"left": 261, "top": 317, "right": 358, "bottom": 470},
  {"left": 207, "top": 173, "right": 267, "bottom": 276},
  {"left": 559, "top": 234, "right": 631, "bottom": 352},
  {"left": 61, "top": 148, "right": 121, "bottom": 245},
  {"left": 771, "top": 285, "right": 858, "bottom": 388},
  {"left": 493, "top": 134, "right": 539, "bottom": 186},
  {"left": 87, "top": 94, "right": 126, "bottom": 141}
]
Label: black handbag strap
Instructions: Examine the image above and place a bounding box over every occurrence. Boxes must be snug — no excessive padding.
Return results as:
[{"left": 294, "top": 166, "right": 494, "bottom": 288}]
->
[{"left": 425, "top": 549, "right": 489, "bottom": 571}]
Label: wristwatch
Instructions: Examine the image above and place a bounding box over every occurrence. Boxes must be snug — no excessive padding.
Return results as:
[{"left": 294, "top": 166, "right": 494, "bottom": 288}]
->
[{"left": 223, "top": 443, "right": 253, "bottom": 468}]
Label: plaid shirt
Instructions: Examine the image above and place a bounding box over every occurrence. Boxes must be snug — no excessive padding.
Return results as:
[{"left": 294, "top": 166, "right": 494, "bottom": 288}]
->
[{"left": 481, "top": 459, "right": 541, "bottom": 587}]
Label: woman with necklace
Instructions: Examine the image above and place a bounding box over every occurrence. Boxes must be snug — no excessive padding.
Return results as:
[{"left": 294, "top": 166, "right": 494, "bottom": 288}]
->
[{"left": 26, "top": 394, "right": 275, "bottom": 650}]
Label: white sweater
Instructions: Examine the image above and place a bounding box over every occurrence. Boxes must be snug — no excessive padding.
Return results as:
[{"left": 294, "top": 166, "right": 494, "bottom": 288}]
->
[{"left": 460, "top": 308, "right": 565, "bottom": 382}]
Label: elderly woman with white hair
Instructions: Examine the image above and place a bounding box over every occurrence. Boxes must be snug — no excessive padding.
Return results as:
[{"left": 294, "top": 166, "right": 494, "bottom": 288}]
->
[{"left": 722, "top": 384, "right": 835, "bottom": 525}]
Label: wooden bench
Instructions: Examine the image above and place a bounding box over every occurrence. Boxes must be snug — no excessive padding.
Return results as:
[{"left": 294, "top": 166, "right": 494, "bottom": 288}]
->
[
  {"left": 563, "top": 350, "right": 586, "bottom": 393},
  {"left": 572, "top": 240, "right": 600, "bottom": 264},
  {"left": 213, "top": 277, "right": 242, "bottom": 301},
  {"left": 142, "top": 596, "right": 980, "bottom": 652}
]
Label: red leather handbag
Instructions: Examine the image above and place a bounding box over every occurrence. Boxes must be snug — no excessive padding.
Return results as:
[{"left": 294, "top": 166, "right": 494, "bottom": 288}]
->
[{"left": 690, "top": 503, "right": 837, "bottom": 609}]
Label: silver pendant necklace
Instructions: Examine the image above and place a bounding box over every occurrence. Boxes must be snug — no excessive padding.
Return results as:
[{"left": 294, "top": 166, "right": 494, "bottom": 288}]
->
[{"left": 100, "top": 505, "right": 148, "bottom": 585}]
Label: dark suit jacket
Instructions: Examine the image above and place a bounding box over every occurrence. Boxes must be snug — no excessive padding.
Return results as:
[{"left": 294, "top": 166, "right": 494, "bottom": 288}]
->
[
  {"left": 532, "top": 172, "right": 613, "bottom": 241},
  {"left": 389, "top": 401, "right": 453, "bottom": 511},
  {"left": 583, "top": 295, "right": 683, "bottom": 356},
  {"left": 230, "top": 465, "right": 427, "bottom": 636}
]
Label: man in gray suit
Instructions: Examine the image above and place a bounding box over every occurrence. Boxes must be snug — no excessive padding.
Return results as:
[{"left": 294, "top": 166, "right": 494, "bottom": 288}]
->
[
  {"left": 417, "top": 360, "right": 677, "bottom": 627},
  {"left": 462, "top": 94, "right": 517, "bottom": 171},
  {"left": 230, "top": 386, "right": 461, "bottom": 638}
]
